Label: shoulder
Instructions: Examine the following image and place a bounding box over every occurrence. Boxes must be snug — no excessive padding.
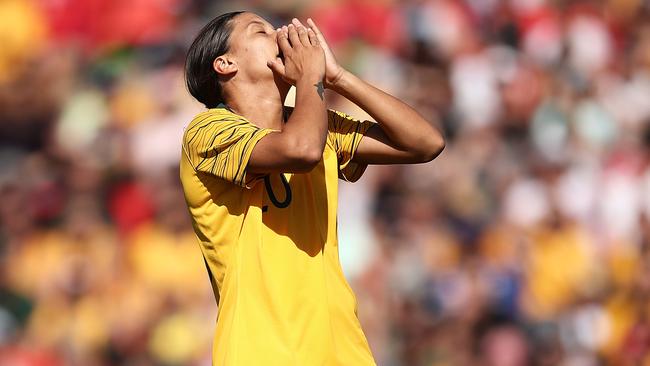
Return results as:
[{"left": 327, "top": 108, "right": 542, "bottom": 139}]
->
[
  {"left": 328, "top": 109, "right": 355, "bottom": 121},
  {"left": 183, "top": 107, "right": 249, "bottom": 143}
]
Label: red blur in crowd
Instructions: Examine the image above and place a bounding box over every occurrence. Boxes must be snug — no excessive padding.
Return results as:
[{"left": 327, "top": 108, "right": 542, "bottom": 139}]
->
[
  {"left": 0, "top": 346, "right": 63, "bottom": 366},
  {"left": 37, "top": 0, "right": 181, "bottom": 52}
]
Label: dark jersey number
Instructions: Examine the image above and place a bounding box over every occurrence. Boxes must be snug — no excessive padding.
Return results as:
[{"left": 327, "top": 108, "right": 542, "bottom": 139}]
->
[{"left": 264, "top": 174, "right": 292, "bottom": 208}]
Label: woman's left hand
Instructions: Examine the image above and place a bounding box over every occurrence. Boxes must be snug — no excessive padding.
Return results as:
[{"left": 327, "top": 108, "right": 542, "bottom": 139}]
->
[{"left": 291, "top": 18, "right": 345, "bottom": 89}]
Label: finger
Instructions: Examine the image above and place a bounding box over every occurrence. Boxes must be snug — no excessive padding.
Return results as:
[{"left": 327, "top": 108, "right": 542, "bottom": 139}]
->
[
  {"left": 297, "top": 26, "right": 310, "bottom": 47},
  {"left": 307, "top": 28, "right": 319, "bottom": 46},
  {"left": 266, "top": 59, "right": 286, "bottom": 76},
  {"left": 291, "top": 18, "right": 305, "bottom": 29},
  {"left": 307, "top": 18, "right": 327, "bottom": 44},
  {"left": 287, "top": 24, "right": 301, "bottom": 48},
  {"left": 306, "top": 18, "right": 322, "bottom": 36},
  {"left": 277, "top": 27, "right": 291, "bottom": 54},
  {"left": 293, "top": 18, "right": 314, "bottom": 47}
]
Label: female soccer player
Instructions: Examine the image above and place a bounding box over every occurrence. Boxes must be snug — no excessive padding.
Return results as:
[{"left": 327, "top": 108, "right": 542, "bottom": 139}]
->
[{"left": 180, "top": 11, "right": 444, "bottom": 365}]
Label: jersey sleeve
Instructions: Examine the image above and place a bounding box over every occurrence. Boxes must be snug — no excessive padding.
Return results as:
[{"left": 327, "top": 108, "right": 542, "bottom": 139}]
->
[
  {"left": 327, "top": 109, "right": 375, "bottom": 183},
  {"left": 182, "top": 114, "right": 275, "bottom": 189}
]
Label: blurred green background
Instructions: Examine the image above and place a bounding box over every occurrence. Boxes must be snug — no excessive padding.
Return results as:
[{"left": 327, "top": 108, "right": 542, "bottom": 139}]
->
[{"left": 2, "top": 0, "right": 650, "bottom": 365}]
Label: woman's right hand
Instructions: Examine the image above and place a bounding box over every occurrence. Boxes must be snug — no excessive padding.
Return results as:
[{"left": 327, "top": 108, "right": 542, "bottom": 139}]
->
[{"left": 267, "top": 24, "right": 325, "bottom": 86}]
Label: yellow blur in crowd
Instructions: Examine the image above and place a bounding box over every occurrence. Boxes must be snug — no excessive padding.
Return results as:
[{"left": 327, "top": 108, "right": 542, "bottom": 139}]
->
[
  {"left": 0, "top": 0, "right": 47, "bottom": 83},
  {"left": 2, "top": 0, "right": 650, "bottom": 365}
]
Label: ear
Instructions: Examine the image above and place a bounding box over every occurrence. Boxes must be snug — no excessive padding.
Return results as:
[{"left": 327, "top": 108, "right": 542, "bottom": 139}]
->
[{"left": 213, "top": 55, "right": 238, "bottom": 77}]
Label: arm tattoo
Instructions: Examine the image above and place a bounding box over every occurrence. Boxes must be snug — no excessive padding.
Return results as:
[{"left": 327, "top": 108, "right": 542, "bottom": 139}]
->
[{"left": 314, "top": 81, "right": 325, "bottom": 101}]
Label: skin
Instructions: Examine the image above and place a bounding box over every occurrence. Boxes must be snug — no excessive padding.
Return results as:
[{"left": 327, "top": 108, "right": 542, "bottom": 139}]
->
[{"left": 213, "top": 12, "right": 445, "bottom": 174}]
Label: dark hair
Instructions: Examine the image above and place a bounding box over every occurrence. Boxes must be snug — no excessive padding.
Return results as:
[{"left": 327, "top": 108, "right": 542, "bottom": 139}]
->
[{"left": 185, "top": 11, "right": 245, "bottom": 108}]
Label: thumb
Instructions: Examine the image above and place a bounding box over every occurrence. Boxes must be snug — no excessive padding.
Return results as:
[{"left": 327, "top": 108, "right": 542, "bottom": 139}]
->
[{"left": 267, "top": 59, "right": 285, "bottom": 75}]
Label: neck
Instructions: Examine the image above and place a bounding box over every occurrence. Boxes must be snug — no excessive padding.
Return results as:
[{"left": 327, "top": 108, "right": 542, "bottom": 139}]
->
[{"left": 224, "top": 79, "right": 289, "bottom": 130}]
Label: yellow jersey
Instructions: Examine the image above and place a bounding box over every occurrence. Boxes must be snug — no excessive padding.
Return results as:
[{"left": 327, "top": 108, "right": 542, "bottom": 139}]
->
[{"left": 179, "top": 103, "right": 377, "bottom": 366}]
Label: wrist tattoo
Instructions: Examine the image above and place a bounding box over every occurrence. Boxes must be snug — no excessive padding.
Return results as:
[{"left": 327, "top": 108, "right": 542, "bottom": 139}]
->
[{"left": 314, "top": 81, "right": 324, "bottom": 101}]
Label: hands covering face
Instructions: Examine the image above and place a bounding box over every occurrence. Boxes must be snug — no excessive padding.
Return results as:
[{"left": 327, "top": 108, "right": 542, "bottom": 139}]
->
[{"left": 267, "top": 18, "right": 344, "bottom": 89}]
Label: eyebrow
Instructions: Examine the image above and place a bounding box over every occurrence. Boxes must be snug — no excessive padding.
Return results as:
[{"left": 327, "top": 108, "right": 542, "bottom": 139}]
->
[{"left": 247, "top": 20, "right": 268, "bottom": 31}]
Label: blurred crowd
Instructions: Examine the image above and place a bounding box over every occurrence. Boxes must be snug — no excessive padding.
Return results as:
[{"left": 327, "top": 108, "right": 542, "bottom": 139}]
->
[{"left": 1, "top": 0, "right": 650, "bottom": 365}]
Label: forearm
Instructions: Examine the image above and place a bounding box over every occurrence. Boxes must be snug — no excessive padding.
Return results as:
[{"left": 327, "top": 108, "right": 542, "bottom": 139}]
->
[
  {"left": 331, "top": 69, "right": 444, "bottom": 155},
  {"left": 282, "top": 78, "right": 328, "bottom": 160}
]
